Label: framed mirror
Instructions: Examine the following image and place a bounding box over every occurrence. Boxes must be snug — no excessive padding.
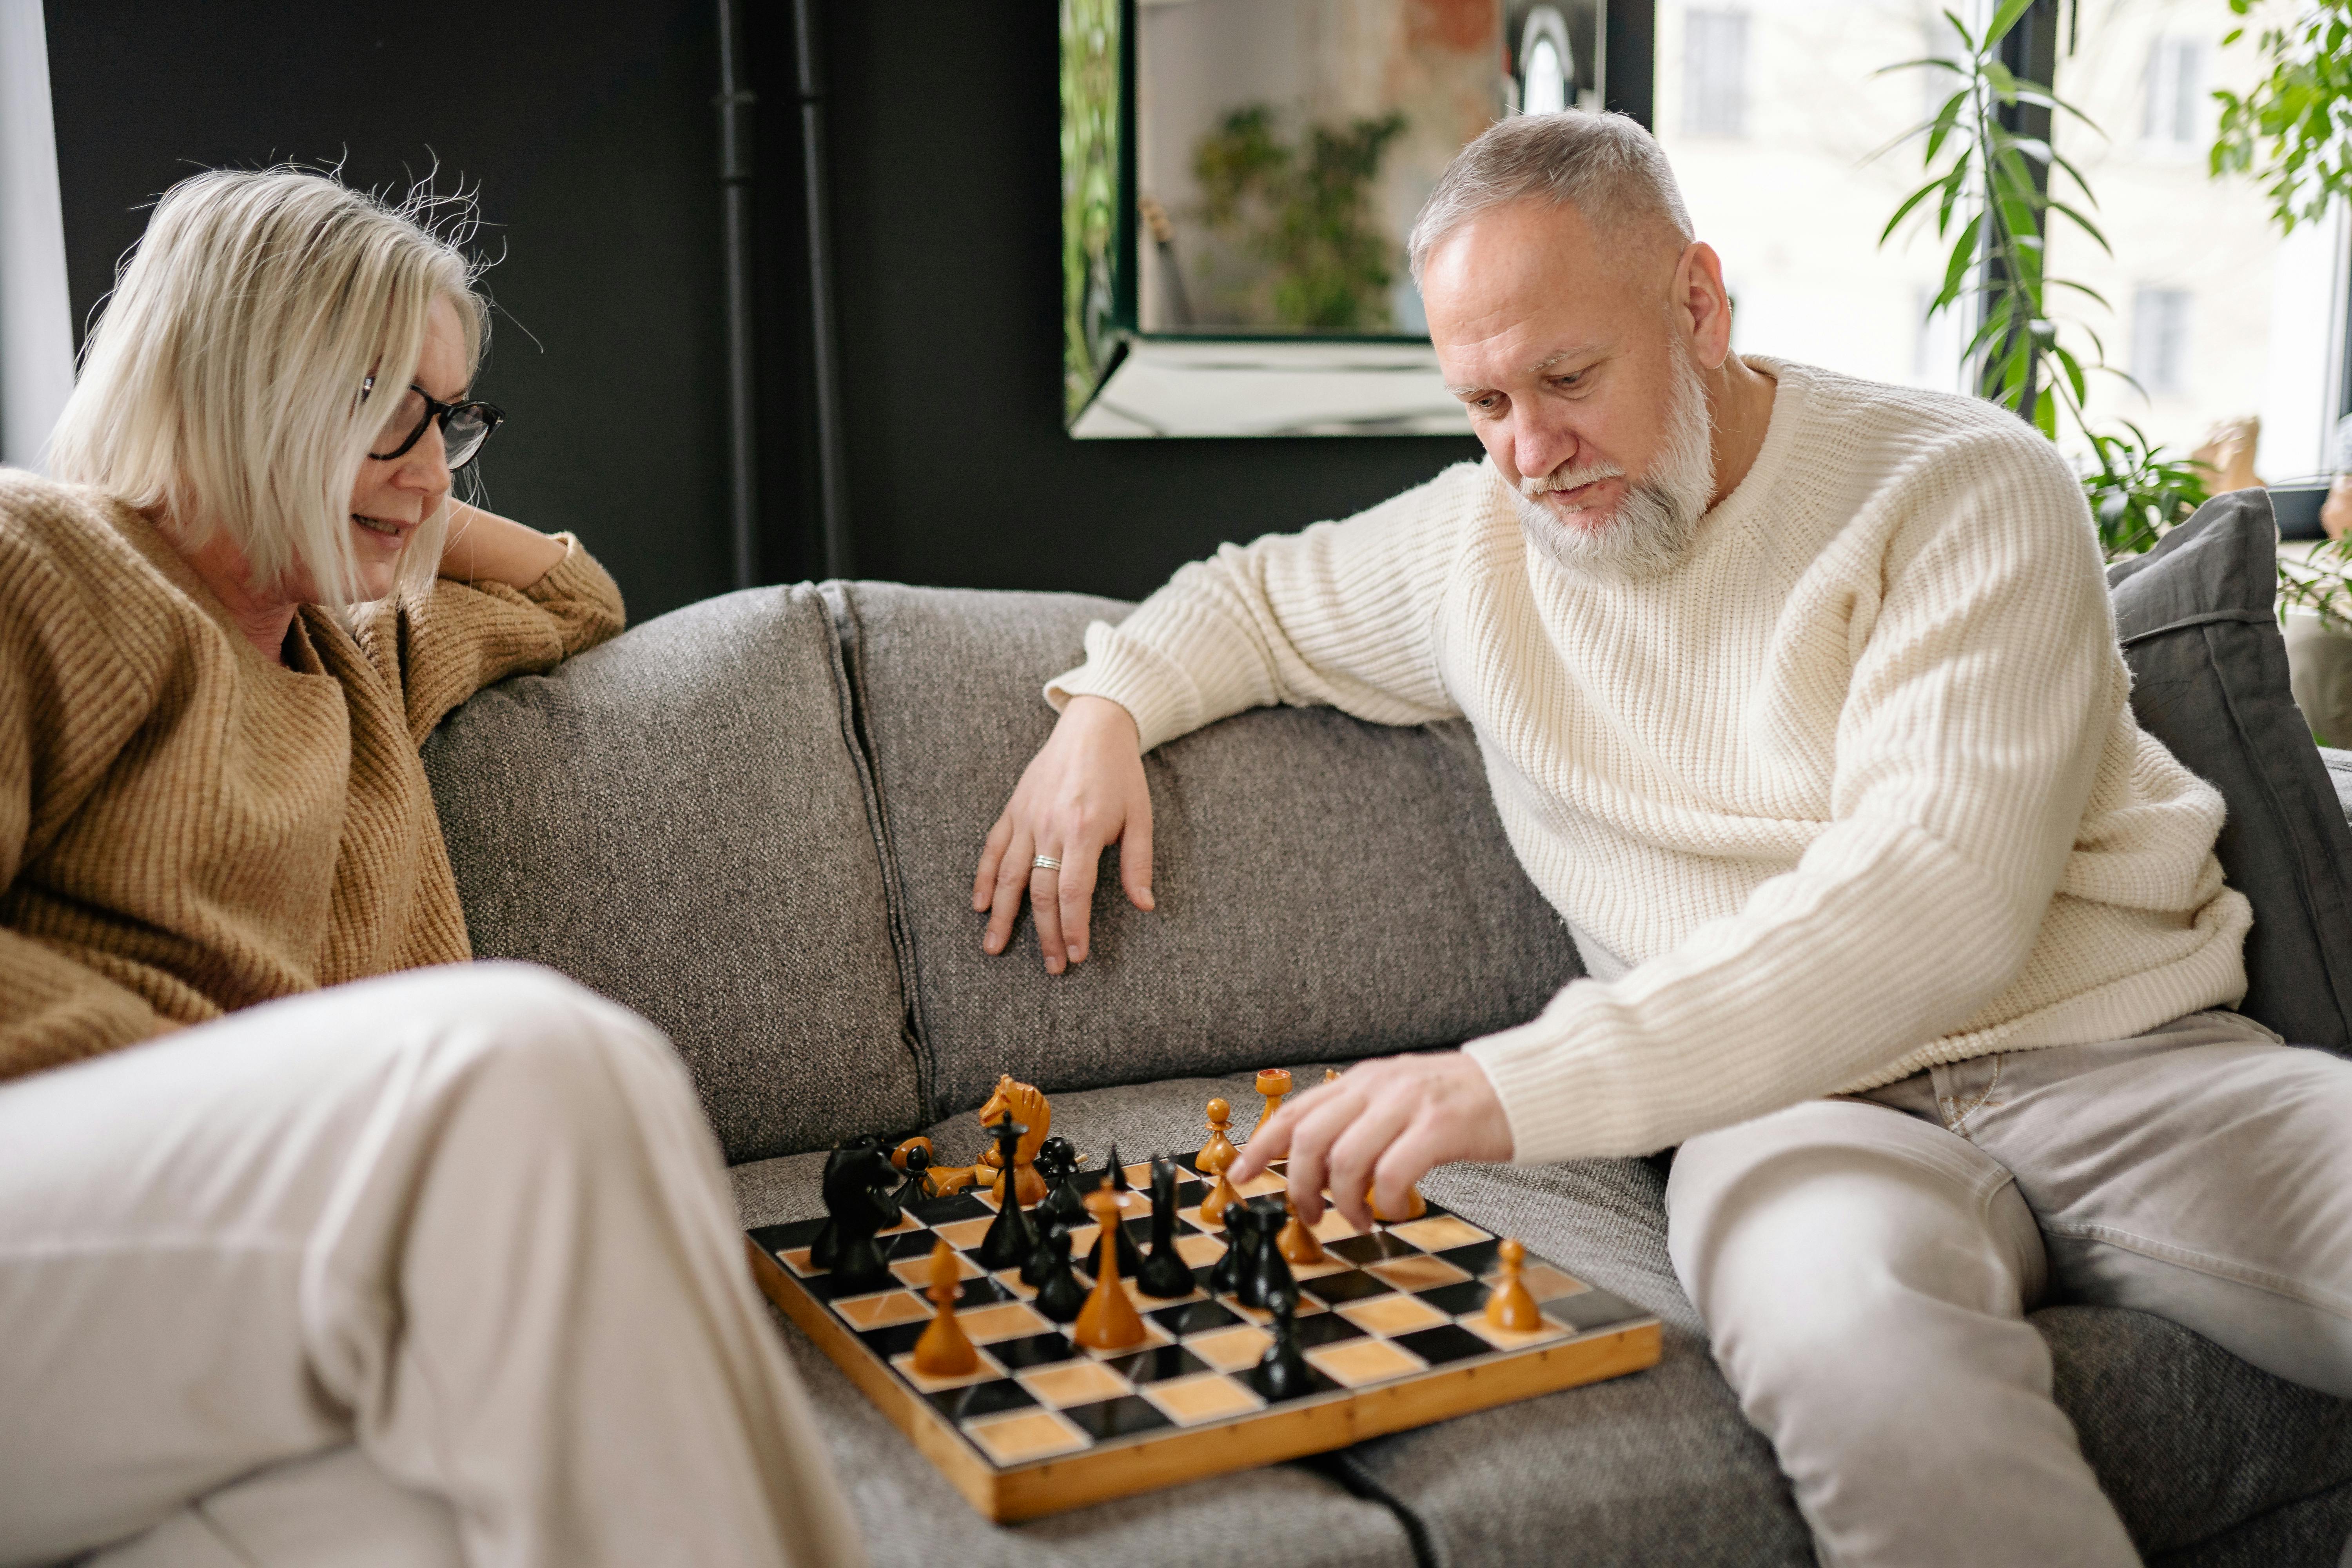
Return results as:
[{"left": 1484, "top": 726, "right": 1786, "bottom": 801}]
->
[{"left": 1062, "top": 0, "right": 1606, "bottom": 438}]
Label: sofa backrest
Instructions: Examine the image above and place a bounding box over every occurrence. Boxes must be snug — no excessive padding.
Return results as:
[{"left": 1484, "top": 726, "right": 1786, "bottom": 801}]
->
[
  {"left": 422, "top": 585, "right": 924, "bottom": 1162},
  {"left": 832, "top": 583, "right": 1583, "bottom": 1119}
]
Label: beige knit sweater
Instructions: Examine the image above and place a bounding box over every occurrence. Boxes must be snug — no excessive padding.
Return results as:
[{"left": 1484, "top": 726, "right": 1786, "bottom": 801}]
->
[
  {"left": 0, "top": 470, "right": 625, "bottom": 1083},
  {"left": 1049, "top": 359, "right": 2251, "bottom": 1161}
]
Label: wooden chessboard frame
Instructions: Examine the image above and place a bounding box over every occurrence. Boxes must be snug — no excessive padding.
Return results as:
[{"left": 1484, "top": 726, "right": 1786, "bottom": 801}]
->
[{"left": 749, "top": 1159, "right": 1659, "bottom": 1522}]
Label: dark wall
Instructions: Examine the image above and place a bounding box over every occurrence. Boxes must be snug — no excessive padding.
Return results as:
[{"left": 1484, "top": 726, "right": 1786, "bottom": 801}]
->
[
  {"left": 48, "top": 2, "right": 1651, "bottom": 617},
  {"left": 46, "top": 1, "right": 733, "bottom": 621}
]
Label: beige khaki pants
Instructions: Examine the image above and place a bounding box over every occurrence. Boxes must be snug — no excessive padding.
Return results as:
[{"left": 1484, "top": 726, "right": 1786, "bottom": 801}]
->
[
  {"left": 0, "top": 964, "right": 863, "bottom": 1568},
  {"left": 1666, "top": 1010, "right": 2352, "bottom": 1568}
]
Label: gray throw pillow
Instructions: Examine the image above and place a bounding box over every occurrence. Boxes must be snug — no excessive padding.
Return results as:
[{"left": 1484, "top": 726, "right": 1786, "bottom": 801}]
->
[{"left": 2107, "top": 490, "right": 2352, "bottom": 1051}]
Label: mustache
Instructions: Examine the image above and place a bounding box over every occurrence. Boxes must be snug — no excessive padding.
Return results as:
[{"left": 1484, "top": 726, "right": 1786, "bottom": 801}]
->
[{"left": 1519, "top": 462, "right": 1625, "bottom": 497}]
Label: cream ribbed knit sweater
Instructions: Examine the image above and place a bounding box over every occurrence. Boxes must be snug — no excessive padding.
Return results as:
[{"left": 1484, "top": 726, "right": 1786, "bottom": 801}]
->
[
  {"left": 1048, "top": 359, "right": 2250, "bottom": 1161},
  {"left": 0, "top": 470, "right": 625, "bottom": 1083}
]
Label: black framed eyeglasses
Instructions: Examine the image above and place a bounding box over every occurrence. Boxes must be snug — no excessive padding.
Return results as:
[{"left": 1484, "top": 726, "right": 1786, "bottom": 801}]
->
[{"left": 361, "top": 373, "right": 505, "bottom": 471}]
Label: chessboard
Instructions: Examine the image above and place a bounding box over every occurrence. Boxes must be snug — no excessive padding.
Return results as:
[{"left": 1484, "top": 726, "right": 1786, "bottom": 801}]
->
[{"left": 746, "top": 1148, "right": 1659, "bottom": 1521}]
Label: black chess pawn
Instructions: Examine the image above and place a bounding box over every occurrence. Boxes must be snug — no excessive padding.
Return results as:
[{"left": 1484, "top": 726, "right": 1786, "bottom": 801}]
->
[
  {"left": 1021, "top": 1218, "right": 1067, "bottom": 1288},
  {"left": 973, "top": 1115, "right": 1038, "bottom": 1271},
  {"left": 1245, "top": 1194, "right": 1296, "bottom": 1311},
  {"left": 1252, "top": 1279, "right": 1315, "bottom": 1401},
  {"left": 1031, "top": 1225, "right": 1086, "bottom": 1323},
  {"left": 1037, "top": 1137, "right": 1090, "bottom": 1229},
  {"left": 889, "top": 1141, "right": 932, "bottom": 1210},
  {"left": 1210, "top": 1199, "right": 1259, "bottom": 1299},
  {"left": 1137, "top": 1155, "right": 1194, "bottom": 1299}
]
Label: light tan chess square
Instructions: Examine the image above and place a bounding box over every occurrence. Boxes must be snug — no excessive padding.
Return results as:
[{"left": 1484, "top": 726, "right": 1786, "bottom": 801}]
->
[
  {"left": 1232, "top": 1171, "right": 1286, "bottom": 1198},
  {"left": 879, "top": 1212, "right": 920, "bottom": 1235},
  {"left": 781, "top": 1247, "right": 818, "bottom": 1276},
  {"left": 1174, "top": 1233, "right": 1225, "bottom": 1268},
  {"left": 1309, "top": 1210, "right": 1365, "bottom": 1242},
  {"left": 1290, "top": 1256, "right": 1352, "bottom": 1281},
  {"left": 1075, "top": 1317, "right": 1173, "bottom": 1357},
  {"left": 1389, "top": 1216, "right": 1490, "bottom": 1252},
  {"left": 835, "top": 1291, "right": 929, "bottom": 1329},
  {"left": 1460, "top": 1314, "right": 1569, "bottom": 1351},
  {"left": 1515, "top": 1265, "right": 1586, "bottom": 1301},
  {"left": 1143, "top": 1372, "right": 1265, "bottom": 1426},
  {"left": 964, "top": 1409, "right": 1091, "bottom": 1466},
  {"left": 890, "top": 1346, "right": 1005, "bottom": 1393},
  {"left": 1184, "top": 1324, "right": 1272, "bottom": 1373},
  {"left": 993, "top": 1270, "right": 1036, "bottom": 1300},
  {"left": 890, "top": 1251, "right": 982, "bottom": 1289},
  {"left": 1336, "top": 1294, "right": 1451, "bottom": 1337},
  {"left": 1122, "top": 1162, "right": 1155, "bottom": 1189},
  {"left": 1016, "top": 1359, "right": 1132, "bottom": 1408},
  {"left": 1225, "top": 1296, "right": 1327, "bottom": 1327},
  {"left": 930, "top": 1218, "right": 995, "bottom": 1250},
  {"left": 1123, "top": 1277, "right": 1203, "bottom": 1309},
  {"left": 1368, "top": 1255, "right": 1472, "bottom": 1292},
  {"left": 1307, "top": 1338, "right": 1427, "bottom": 1388},
  {"left": 958, "top": 1302, "right": 1051, "bottom": 1344}
]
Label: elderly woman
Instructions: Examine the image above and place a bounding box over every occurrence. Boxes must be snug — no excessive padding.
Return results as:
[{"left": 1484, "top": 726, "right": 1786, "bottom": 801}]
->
[{"left": 0, "top": 170, "right": 860, "bottom": 1567}]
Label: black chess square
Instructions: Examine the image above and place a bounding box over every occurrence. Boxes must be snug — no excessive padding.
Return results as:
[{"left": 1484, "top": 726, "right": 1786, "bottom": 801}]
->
[
  {"left": 1060, "top": 1394, "right": 1174, "bottom": 1441},
  {"left": 1548, "top": 1288, "right": 1647, "bottom": 1332},
  {"left": 1416, "top": 1280, "right": 1492, "bottom": 1317},
  {"left": 1437, "top": 1239, "right": 1502, "bottom": 1278},
  {"left": 1175, "top": 1178, "right": 1207, "bottom": 1207},
  {"left": 954, "top": 1277, "right": 1012, "bottom": 1309},
  {"left": 1172, "top": 1153, "right": 1202, "bottom": 1176},
  {"left": 1328, "top": 1232, "right": 1419, "bottom": 1266},
  {"left": 909, "top": 1194, "right": 993, "bottom": 1225},
  {"left": 1303, "top": 1270, "right": 1396, "bottom": 1305},
  {"left": 1290, "top": 1314, "right": 1367, "bottom": 1348},
  {"left": 885, "top": 1229, "right": 940, "bottom": 1261},
  {"left": 750, "top": 1218, "right": 826, "bottom": 1255},
  {"left": 1121, "top": 1217, "right": 1156, "bottom": 1247},
  {"left": 1392, "top": 1324, "right": 1495, "bottom": 1366},
  {"left": 1150, "top": 1299, "right": 1240, "bottom": 1336},
  {"left": 926, "top": 1379, "right": 1038, "bottom": 1422},
  {"left": 858, "top": 1321, "right": 930, "bottom": 1359},
  {"left": 988, "top": 1332, "right": 1081, "bottom": 1370},
  {"left": 1105, "top": 1345, "right": 1209, "bottom": 1385},
  {"left": 1247, "top": 1361, "right": 1340, "bottom": 1404}
]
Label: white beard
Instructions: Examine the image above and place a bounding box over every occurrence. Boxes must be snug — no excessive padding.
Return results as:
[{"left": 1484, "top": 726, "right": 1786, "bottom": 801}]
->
[{"left": 1512, "top": 348, "right": 1717, "bottom": 584}]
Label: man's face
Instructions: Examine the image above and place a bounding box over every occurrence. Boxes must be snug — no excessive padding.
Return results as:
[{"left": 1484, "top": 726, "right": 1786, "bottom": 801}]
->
[{"left": 1422, "top": 199, "right": 1716, "bottom": 577}]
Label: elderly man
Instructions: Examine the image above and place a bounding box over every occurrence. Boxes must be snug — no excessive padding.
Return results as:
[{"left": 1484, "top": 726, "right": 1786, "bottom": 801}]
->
[{"left": 972, "top": 113, "right": 2352, "bottom": 1565}]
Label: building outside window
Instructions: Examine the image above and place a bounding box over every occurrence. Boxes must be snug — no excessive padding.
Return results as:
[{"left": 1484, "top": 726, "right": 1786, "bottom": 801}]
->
[
  {"left": 2142, "top": 36, "right": 2203, "bottom": 151},
  {"left": 2132, "top": 287, "right": 2194, "bottom": 397},
  {"left": 1681, "top": 10, "right": 1750, "bottom": 138}
]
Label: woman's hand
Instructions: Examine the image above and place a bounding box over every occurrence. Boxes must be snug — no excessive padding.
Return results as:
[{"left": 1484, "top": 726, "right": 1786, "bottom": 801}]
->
[
  {"left": 440, "top": 503, "right": 567, "bottom": 590},
  {"left": 973, "top": 695, "right": 1154, "bottom": 974},
  {"left": 1230, "top": 1053, "right": 1515, "bottom": 1232}
]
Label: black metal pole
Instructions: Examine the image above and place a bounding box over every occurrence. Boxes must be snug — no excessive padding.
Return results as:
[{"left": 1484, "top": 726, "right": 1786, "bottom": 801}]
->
[
  {"left": 715, "top": 0, "right": 759, "bottom": 590},
  {"left": 1986, "top": 0, "right": 2058, "bottom": 421},
  {"left": 793, "top": 0, "right": 853, "bottom": 580}
]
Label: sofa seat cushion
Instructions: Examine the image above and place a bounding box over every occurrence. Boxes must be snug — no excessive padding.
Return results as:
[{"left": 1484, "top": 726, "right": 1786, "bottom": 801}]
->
[
  {"left": 424, "top": 586, "right": 920, "bottom": 1163},
  {"left": 829, "top": 583, "right": 1581, "bottom": 1118},
  {"left": 734, "top": 1071, "right": 2352, "bottom": 1566}
]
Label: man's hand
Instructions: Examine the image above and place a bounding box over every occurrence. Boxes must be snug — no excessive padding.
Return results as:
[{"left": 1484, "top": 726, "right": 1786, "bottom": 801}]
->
[
  {"left": 973, "top": 695, "right": 1154, "bottom": 974},
  {"left": 1231, "top": 1052, "right": 1514, "bottom": 1232}
]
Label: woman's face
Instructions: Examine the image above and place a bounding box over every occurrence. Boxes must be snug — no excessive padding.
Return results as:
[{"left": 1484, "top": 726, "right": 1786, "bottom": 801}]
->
[{"left": 338, "top": 295, "right": 469, "bottom": 602}]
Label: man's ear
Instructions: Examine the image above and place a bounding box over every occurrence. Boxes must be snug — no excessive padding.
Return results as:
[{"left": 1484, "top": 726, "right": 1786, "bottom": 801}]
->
[{"left": 1675, "top": 241, "right": 1734, "bottom": 372}]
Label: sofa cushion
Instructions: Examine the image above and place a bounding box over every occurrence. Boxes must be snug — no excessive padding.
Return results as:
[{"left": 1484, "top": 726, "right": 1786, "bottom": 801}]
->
[
  {"left": 423, "top": 586, "right": 920, "bottom": 1162},
  {"left": 829, "top": 582, "right": 1581, "bottom": 1118},
  {"left": 732, "top": 1071, "right": 2352, "bottom": 1566},
  {"left": 2107, "top": 491, "right": 2352, "bottom": 1050}
]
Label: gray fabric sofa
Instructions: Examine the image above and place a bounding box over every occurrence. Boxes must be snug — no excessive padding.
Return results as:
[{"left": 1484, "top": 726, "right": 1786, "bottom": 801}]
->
[{"left": 422, "top": 580, "right": 2352, "bottom": 1567}]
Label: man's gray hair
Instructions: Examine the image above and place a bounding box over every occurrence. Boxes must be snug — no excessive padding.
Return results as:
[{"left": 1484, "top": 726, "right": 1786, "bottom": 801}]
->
[{"left": 1408, "top": 111, "right": 1695, "bottom": 283}]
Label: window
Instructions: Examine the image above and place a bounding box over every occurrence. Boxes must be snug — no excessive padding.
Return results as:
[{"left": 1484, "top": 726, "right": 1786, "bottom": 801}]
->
[
  {"left": 2133, "top": 288, "right": 2194, "bottom": 397},
  {"left": 1682, "top": 11, "right": 1749, "bottom": 138},
  {"left": 2142, "top": 37, "right": 2202, "bottom": 149}
]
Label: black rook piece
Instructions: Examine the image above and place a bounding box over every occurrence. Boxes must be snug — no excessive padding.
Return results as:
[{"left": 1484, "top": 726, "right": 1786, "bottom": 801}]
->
[
  {"left": 1137, "top": 1155, "right": 1194, "bottom": 1298},
  {"left": 974, "top": 1115, "right": 1038, "bottom": 1271}
]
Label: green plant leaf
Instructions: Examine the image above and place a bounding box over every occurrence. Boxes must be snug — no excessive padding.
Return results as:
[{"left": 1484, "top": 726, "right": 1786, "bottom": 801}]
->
[{"left": 1986, "top": 0, "right": 2037, "bottom": 48}]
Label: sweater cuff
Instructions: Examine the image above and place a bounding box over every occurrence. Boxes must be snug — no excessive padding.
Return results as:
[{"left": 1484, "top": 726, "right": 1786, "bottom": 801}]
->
[
  {"left": 523, "top": 534, "right": 627, "bottom": 655},
  {"left": 1043, "top": 621, "right": 1204, "bottom": 753},
  {"left": 1461, "top": 988, "right": 1642, "bottom": 1164}
]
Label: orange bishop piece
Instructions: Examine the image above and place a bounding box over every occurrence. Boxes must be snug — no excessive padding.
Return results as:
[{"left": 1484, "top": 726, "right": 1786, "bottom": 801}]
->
[
  {"left": 913, "top": 1239, "right": 979, "bottom": 1377},
  {"left": 1073, "top": 1185, "right": 1147, "bottom": 1351},
  {"left": 1485, "top": 1238, "right": 1544, "bottom": 1332}
]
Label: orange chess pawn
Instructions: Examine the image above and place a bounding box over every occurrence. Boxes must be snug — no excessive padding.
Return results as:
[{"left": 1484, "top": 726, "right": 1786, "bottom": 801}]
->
[
  {"left": 1073, "top": 1186, "right": 1146, "bottom": 1351},
  {"left": 1485, "top": 1238, "right": 1543, "bottom": 1332},
  {"left": 912, "top": 1239, "right": 978, "bottom": 1376},
  {"left": 1275, "top": 1192, "right": 1325, "bottom": 1265},
  {"left": 1197, "top": 1097, "right": 1238, "bottom": 1174}
]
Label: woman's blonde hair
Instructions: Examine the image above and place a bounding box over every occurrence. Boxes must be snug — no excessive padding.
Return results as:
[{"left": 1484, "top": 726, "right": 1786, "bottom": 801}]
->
[{"left": 48, "top": 166, "right": 486, "bottom": 606}]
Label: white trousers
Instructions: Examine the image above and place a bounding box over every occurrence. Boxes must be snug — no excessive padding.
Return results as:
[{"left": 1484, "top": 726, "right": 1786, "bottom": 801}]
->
[
  {"left": 0, "top": 964, "right": 864, "bottom": 1568},
  {"left": 1666, "top": 1011, "right": 2352, "bottom": 1568}
]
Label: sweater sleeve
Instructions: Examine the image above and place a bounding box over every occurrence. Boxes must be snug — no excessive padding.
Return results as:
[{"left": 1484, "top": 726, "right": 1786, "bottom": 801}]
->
[
  {"left": 1465, "top": 433, "right": 2120, "bottom": 1161},
  {"left": 0, "top": 529, "right": 175, "bottom": 1081},
  {"left": 359, "top": 532, "right": 627, "bottom": 746},
  {"left": 1045, "top": 464, "right": 1488, "bottom": 752}
]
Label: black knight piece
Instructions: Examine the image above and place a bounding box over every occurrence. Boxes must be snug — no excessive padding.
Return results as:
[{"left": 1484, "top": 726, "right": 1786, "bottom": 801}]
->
[
  {"left": 1030, "top": 1224, "right": 1086, "bottom": 1323},
  {"left": 974, "top": 1115, "right": 1039, "bottom": 1271},
  {"left": 816, "top": 1138, "right": 902, "bottom": 1294},
  {"left": 1035, "top": 1136, "right": 1089, "bottom": 1229},
  {"left": 1137, "top": 1155, "right": 1194, "bottom": 1298}
]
